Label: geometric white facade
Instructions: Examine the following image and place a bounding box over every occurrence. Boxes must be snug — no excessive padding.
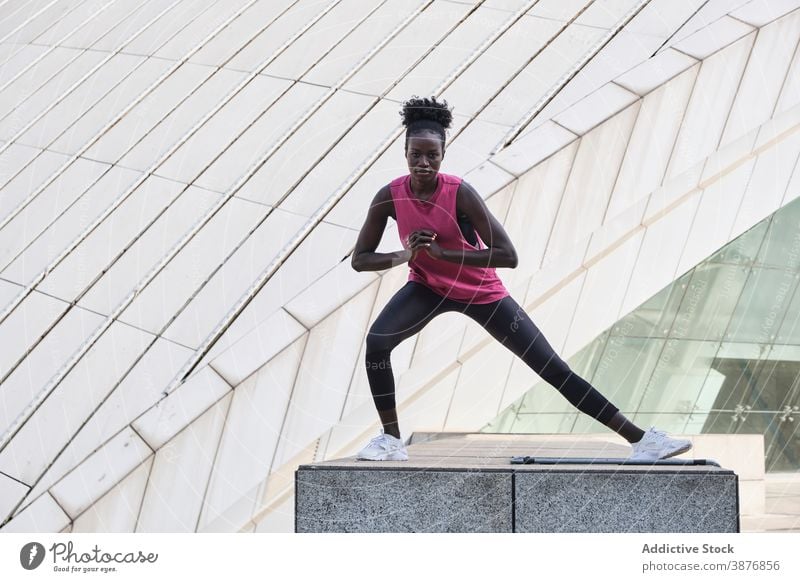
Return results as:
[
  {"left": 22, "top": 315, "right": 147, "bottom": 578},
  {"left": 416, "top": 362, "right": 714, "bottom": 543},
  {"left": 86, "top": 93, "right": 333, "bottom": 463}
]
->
[{"left": 1, "top": 0, "right": 799, "bottom": 533}]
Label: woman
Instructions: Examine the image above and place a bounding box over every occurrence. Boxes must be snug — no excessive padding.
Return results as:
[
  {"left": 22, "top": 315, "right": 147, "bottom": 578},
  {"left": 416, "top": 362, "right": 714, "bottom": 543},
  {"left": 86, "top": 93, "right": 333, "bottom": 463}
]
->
[{"left": 350, "top": 96, "right": 691, "bottom": 462}]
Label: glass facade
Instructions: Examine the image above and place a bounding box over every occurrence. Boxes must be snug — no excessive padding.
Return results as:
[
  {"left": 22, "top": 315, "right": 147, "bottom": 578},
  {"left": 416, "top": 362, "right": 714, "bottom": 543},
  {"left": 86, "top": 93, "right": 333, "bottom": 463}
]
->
[{"left": 483, "top": 197, "right": 800, "bottom": 472}]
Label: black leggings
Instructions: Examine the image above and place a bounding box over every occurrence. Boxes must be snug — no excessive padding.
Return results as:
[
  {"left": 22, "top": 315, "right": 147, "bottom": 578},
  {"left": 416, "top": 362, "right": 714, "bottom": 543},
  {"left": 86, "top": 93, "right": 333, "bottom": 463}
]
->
[{"left": 364, "top": 281, "right": 619, "bottom": 424}]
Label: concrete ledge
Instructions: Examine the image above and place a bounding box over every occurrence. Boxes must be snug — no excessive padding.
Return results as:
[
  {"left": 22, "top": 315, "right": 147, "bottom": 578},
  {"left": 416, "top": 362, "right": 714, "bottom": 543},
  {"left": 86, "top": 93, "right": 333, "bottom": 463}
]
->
[
  {"left": 296, "top": 468, "right": 511, "bottom": 533},
  {"left": 516, "top": 470, "right": 739, "bottom": 533},
  {"left": 295, "top": 433, "right": 740, "bottom": 533}
]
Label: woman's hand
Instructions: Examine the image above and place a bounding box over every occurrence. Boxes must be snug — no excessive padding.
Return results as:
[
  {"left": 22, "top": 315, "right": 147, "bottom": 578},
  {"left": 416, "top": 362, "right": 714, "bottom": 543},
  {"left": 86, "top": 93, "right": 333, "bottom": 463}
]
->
[
  {"left": 424, "top": 239, "right": 444, "bottom": 260},
  {"left": 403, "top": 229, "right": 438, "bottom": 260}
]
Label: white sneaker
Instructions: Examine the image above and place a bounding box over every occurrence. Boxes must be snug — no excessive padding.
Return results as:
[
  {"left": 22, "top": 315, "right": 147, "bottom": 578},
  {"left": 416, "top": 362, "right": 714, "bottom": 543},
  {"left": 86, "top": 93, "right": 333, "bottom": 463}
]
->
[
  {"left": 355, "top": 430, "right": 408, "bottom": 461},
  {"left": 630, "top": 427, "right": 692, "bottom": 461}
]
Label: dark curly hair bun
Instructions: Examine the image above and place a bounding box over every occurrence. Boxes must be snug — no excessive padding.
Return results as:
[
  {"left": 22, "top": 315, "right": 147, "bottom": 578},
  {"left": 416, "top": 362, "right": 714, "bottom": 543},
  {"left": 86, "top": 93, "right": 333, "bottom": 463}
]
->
[
  {"left": 400, "top": 95, "right": 452, "bottom": 149},
  {"left": 400, "top": 95, "right": 453, "bottom": 129}
]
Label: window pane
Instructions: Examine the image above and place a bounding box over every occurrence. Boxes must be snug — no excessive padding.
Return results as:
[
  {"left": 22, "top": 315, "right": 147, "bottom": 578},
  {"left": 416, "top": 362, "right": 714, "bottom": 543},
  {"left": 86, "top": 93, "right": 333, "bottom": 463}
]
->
[
  {"left": 755, "top": 196, "right": 800, "bottom": 269},
  {"left": 672, "top": 263, "right": 748, "bottom": 341},
  {"left": 764, "top": 411, "right": 800, "bottom": 472},
  {"left": 776, "top": 280, "right": 800, "bottom": 344},
  {"left": 589, "top": 335, "right": 665, "bottom": 412},
  {"left": 637, "top": 339, "right": 722, "bottom": 415},
  {"left": 726, "top": 267, "right": 798, "bottom": 343},
  {"left": 708, "top": 221, "right": 767, "bottom": 265},
  {"left": 615, "top": 270, "right": 691, "bottom": 338}
]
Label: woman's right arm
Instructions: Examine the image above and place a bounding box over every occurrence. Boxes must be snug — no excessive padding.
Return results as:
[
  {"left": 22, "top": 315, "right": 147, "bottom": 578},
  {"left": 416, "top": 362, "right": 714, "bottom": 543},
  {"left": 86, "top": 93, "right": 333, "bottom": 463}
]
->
[{"left": 351, "top": 186, "right": 413, "bottom": 272}]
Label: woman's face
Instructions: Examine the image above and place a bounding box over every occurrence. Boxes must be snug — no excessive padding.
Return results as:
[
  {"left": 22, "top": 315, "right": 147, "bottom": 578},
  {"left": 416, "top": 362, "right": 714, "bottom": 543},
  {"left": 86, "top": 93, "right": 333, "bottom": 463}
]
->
[{"left": 405, "top": 131, "right": 444, "bottom": 180}]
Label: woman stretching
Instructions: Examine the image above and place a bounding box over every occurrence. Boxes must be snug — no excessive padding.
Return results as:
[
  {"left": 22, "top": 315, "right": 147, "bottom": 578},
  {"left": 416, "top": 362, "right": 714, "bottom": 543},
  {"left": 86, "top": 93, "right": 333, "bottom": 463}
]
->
[{"left": 350, "top": 96, "right": 691, "bottom": 462}]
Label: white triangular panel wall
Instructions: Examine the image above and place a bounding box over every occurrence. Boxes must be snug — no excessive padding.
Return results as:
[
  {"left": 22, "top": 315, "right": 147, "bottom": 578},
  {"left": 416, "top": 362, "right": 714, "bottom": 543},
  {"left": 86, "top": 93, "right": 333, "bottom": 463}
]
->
[{"left": 1, "top": 0, "right": 799, "bottom": 533}]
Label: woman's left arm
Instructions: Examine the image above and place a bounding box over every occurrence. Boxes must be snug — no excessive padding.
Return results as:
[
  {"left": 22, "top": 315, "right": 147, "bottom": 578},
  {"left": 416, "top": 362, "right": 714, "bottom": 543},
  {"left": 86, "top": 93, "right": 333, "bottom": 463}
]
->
[{"left": 426, "top": 181, "right": 518, "bottom": 268}]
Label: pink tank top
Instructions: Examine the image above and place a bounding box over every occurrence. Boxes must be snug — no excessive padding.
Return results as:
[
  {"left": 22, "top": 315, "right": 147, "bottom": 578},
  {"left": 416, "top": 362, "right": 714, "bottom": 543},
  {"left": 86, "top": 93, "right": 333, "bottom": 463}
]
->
[{"left": 389, "top": 172, "right": 509, "bottom": 304}]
